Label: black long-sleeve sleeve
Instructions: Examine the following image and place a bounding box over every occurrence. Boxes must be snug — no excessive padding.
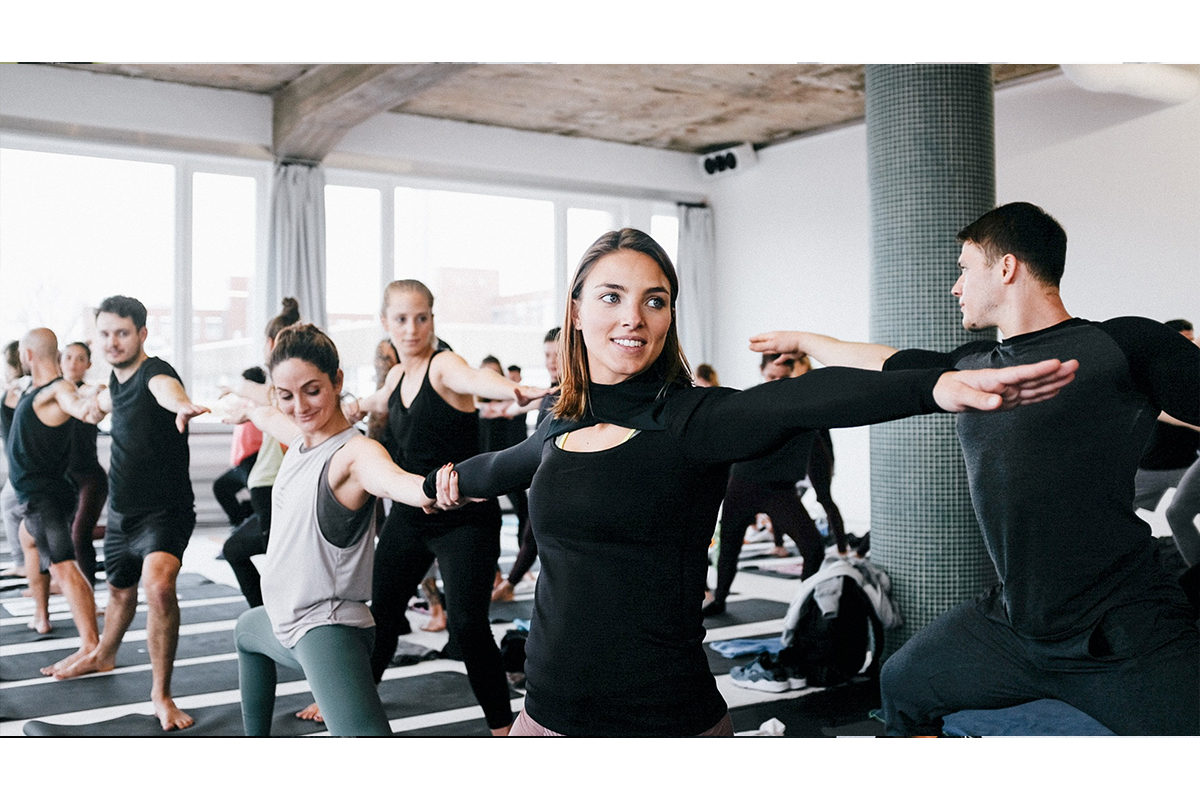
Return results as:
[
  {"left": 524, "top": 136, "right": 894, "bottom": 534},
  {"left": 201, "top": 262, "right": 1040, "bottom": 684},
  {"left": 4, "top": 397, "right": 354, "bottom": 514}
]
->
[
  {"left": 666, "top": 365, "right": 945, "bottom": 465},
  {"left": 422, "top": 414, "right": 548, "bottom": 500}
]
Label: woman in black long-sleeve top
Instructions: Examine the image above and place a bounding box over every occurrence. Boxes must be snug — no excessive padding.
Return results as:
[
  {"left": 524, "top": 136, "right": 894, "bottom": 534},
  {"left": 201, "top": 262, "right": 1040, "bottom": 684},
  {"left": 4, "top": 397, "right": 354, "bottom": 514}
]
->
[{"left": 428, "top": 228, "right": 1078, "bottom": 737}]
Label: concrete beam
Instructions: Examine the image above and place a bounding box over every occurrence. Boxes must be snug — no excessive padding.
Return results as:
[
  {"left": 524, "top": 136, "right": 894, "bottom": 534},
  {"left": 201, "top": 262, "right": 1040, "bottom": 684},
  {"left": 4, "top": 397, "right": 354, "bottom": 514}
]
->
[{"left": 272, "top": 63, "right": 471, "bottom": 162}]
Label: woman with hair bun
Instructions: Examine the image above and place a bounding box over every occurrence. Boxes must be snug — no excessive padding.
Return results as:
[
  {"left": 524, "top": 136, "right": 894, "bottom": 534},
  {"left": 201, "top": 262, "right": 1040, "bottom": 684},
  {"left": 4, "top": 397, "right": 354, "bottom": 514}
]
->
[{"left": 233, "top": 323, "right": 434, "bottom": 737}]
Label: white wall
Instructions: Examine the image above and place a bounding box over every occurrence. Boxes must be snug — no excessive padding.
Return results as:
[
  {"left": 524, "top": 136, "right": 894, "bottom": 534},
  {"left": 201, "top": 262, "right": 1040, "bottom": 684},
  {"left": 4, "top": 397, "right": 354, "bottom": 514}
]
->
[{"left": 706, "top": 72, "right": 1200, "bottom": 530}]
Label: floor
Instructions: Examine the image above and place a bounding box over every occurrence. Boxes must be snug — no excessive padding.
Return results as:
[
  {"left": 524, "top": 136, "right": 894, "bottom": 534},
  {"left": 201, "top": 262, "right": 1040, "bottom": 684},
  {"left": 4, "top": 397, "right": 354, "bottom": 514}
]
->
[{"left": 1, "top": 433, "right": 849, "bottom": 737}]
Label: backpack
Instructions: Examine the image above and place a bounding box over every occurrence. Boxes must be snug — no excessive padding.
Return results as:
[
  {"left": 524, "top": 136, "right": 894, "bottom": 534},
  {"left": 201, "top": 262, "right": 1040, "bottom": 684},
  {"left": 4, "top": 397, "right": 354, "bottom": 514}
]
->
[{"left": 779, "top": 556, "right": 889, "bottom": 687}]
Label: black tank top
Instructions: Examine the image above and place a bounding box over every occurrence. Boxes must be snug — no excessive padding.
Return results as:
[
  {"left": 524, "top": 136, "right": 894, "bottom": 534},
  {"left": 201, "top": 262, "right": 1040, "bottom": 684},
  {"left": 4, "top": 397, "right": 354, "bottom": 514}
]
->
[
  {"left": 0, "top": 393, "right": 16, "bottom": 442},
  {"left": 5, "top": 378, "right": 74, "bottom": 504},
  {"left": 108, "top": 357, "right": 193, "bottom": 513},
  {"left": 387, "top": 349, "right": 499, "bottom": 530}
]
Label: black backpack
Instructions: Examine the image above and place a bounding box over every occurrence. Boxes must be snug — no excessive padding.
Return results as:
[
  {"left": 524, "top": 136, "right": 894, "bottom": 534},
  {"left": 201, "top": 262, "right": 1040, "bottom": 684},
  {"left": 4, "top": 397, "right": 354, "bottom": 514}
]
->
[{"left": 782, "top": 572, "right": 884, "bottom": 687}]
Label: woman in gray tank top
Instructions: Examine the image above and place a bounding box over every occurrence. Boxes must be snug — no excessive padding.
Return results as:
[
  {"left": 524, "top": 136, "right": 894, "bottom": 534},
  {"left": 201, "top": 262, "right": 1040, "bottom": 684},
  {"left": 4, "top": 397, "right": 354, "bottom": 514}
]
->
[{"left": 231, "top": 324, "right": 435, "bottom": 737}]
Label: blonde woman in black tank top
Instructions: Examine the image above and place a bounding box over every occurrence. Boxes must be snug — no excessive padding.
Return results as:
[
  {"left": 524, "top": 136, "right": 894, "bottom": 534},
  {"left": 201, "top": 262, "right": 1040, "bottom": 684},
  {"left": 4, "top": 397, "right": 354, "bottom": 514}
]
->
[{"left": 344, "top": 280, "right": 547, "bottom": 736}]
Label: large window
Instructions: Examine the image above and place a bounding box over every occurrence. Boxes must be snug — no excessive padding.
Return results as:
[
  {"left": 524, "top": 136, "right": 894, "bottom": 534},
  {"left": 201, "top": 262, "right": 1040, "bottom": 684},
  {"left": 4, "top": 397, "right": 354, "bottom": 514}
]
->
[
  {"left": 2, "top": 140, "right": 680, "bottom": 410},
  {"left": 325, "top": 184, "right": 383, "bottom": 398},
  {"left": 0, "top": 147, "right": 175, "bottom": 383},
  {"left": 191, "top": 172, "right": 259, "bottom": 406},
  {"left": 394, "top": 188, "right": 557, "bottom": 386}
]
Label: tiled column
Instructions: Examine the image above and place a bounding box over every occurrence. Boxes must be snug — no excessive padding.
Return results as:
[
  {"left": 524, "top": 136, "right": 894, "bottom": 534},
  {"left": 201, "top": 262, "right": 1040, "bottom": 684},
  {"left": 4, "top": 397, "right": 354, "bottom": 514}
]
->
[{"left": 864, "top": 65, "right": 998, "bottom": 655}]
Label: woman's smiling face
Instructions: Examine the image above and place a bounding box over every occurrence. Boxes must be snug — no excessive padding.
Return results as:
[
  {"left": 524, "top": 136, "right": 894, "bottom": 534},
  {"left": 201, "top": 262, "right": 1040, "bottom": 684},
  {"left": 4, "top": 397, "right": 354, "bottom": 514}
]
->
[{"left": 572, "top": 249, "right": 672, "bottom": 385}]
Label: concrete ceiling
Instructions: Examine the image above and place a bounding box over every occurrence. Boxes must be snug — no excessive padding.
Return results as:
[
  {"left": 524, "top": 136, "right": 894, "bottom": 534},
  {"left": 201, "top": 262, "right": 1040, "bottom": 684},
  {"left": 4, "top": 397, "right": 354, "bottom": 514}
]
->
[{"left": 40, "top": 63, "right": 1058, "bottom": 160}]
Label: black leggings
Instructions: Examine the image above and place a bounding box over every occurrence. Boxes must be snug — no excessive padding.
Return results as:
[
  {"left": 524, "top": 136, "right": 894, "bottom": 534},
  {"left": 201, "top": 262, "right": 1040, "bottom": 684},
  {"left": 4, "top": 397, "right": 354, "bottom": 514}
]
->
[
  {"left": 68, "top": 463, "right": 107, "bottom": 585},
  {"left": 371, "top": 505, "right": 512, "bottom": 730},
  {"left": 506, "top": 491, "right": 538, "bottom": 585},
  {"left": 214, "top": 453, "right": 257, "bottom": 526},
  {"left": 714, "top": 477, "right": 824, "bottom": 603},
  {"left": 222, "top": 486, "right": 272, "bottom": 608}
]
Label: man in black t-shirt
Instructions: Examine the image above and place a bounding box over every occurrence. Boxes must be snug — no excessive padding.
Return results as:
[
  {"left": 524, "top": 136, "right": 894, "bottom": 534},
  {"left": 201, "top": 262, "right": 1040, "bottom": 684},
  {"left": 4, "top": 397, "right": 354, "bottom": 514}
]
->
[
  {"left": 54, "top": 295, "right": 209, "bottom": 732},
  {"left": 751, "top": 202, "right": 1199, "bottom": 735}
]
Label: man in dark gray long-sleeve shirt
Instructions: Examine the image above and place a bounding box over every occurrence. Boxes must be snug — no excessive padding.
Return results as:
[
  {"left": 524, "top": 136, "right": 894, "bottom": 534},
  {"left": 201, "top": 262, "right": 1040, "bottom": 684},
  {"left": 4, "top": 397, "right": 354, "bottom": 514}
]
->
[{"left": 751, "top": 202, "right": 1199, "bottom": 735}]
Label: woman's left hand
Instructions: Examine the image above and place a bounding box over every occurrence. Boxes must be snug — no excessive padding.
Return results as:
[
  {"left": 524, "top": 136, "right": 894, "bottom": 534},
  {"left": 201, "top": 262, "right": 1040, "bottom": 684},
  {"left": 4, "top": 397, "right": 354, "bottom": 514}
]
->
[{"left": 434, "top": 463, "right": 485, "bottom": 511}]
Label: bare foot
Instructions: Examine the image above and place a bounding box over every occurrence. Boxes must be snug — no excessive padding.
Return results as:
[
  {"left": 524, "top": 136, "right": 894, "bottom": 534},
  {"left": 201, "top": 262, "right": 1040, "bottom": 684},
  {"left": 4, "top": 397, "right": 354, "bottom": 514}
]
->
[
  {"left": 153, "top": 697, "right": 194, "bottom": 731},
  {"left": 27, "top": 617, "right": 52, "bottom": 635},
  {"left": 1, "top": 565, "right": 26, "bottom": 578},
  {"left": 40, "top": 646, "right": 93, "bottom": 677},
  {"left": 493, "top": 570, "right": 503, "bottom": 589},
  {"left": 421, "top": 608, "right": 447, "bottom": 632},
  {"left": 491, "top": 579, "right": 515, "bottom": 603},
  {"left": 768, "top": 546, "right": 790, "bottom": 558},
  {"left": 22, "top": 582, "right": 62, "bottom": 597},
  {"left": 296, "top": 702, "right": 324, "bottom": 722},
  {"left": 50, "top": 648, "right": 115, "bottom": 680}
]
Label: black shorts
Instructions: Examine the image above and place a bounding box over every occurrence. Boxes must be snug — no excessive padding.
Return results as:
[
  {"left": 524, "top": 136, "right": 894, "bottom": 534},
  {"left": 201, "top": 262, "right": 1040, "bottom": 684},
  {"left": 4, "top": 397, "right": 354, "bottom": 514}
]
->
[
  {"left": 19, "top": 493, "right": 77, "bottom": 565},
  {"left": 103, "top": 505, "right": 196, "bottom": 589}
]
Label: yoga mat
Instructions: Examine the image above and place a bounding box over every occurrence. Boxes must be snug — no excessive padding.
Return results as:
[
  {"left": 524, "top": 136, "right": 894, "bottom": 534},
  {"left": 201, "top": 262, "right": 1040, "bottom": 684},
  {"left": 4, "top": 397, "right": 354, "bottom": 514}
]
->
[
  {"left": 1, "top": 629, "right": 243, "bottom": 681},
  {"left": 488, "top": 598, "right": 535, "bottom": 623},
  {"left": 1, "top": 655, "right": 304, "bottom": 720},
  {"left": 0, "top": 597, "right": 248, "bottom": 645},
  {"left": 729, "top": 676, "right": 880, "bottom": 737},
  {"left": 22, "top": 668, "right": 517, "bottom": 737},
  {"left": 700, "top": 598, "right": 788, "bottom": 628}
]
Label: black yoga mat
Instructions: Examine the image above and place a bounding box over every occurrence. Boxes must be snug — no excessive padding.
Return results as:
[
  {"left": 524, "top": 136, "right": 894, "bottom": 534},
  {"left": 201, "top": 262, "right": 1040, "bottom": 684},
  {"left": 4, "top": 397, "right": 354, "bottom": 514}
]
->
[
  {"left": 23, "top": 668, "right": 517, "bottom": 737},
  {"left": 728, "top": 676, "right": 881, "bottom": 737},
  {"left": 700, "top": 598, "right": 788, "bottom": 628},
  {"left": 0, "top": 597, "right": 247, "bottom": 646}
]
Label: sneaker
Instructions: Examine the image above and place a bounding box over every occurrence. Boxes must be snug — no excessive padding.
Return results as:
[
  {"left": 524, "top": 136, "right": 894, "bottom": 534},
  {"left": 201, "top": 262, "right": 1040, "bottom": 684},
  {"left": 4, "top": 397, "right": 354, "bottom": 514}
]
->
[
  {"left": 743, "top": 524, "right": 774, "bottom": 544},
  {"left": 730, "top": 655, "right": 790, "bottom": 693}
]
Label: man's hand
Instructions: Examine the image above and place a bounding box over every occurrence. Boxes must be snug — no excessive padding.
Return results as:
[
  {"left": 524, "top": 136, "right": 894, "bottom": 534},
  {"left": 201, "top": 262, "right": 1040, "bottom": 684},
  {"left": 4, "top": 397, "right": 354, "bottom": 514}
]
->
[
  {"left": 175, "top": 402, "right": 210, "bottom": 433},
  {"left": 748, "top": 331, "right": 805, "bottom": 361},
  {"left": 933, "top": 359, "right": 1079, "bottom": 413}
]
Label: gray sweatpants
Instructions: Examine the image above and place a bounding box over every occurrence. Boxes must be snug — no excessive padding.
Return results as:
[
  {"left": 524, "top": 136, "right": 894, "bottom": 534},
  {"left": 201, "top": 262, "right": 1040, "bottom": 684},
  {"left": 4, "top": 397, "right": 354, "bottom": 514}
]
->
[
  {"left": 234, "top": 606, "right": 392, "bottom": 737},
  {"left": 1166, "top": 459, "right": 1200, "bottom": 567}
]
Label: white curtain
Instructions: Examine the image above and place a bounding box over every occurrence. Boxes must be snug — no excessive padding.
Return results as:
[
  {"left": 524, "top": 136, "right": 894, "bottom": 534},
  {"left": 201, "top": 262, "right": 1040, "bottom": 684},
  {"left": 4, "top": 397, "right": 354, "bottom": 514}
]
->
[
  {"left": 676, "top": 204, "right": 716, "bottom": 367},
  {"left": 268, "top": 162, "right": 327, "bottom": 329}
]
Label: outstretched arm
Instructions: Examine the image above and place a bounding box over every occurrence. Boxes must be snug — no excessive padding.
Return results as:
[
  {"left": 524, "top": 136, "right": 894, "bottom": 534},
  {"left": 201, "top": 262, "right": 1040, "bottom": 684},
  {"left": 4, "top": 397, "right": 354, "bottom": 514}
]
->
[
  {"left": 749, "top": 331, "right": 898, "bottom": 371},
  {"left": 147, "top": 374, "right": 209, "bottom": 432},
  {"left": 433, "top": 350, "right": 551, "bottom": 405},
  {"left": 342, "top": 437, "right": 433, "bottom": 509},
  {"left": 676, "top": 359, "right": 1077, "bottom": 464},
  {"left": 51, "top": 380, "right": 107, "bottom": 425},
  {"left": 246, "top": 404, "right": 301, "bottom": 448},
  {"left": 421, "top": 415, "right": 549, "bottom": 504}
]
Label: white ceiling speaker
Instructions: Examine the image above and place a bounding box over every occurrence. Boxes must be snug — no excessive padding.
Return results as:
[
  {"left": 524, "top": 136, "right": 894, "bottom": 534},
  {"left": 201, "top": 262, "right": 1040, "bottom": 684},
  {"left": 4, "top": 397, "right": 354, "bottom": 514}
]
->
[{"left": 698, "top": 143, "right": 757, "bottom": 178}]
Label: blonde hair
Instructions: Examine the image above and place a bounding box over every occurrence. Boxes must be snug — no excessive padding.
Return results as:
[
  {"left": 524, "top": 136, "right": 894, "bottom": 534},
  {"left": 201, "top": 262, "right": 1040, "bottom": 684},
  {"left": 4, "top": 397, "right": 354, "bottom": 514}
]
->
[{"left": 382, "top": 280, "right": 435, "bottom": 315}]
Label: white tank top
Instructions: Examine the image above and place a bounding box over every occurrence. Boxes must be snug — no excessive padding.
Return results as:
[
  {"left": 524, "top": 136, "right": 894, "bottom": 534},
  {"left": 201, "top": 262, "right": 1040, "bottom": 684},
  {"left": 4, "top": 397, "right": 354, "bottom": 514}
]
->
[{"left": 262, "top": 426, "right": 376, "bottom": 648}]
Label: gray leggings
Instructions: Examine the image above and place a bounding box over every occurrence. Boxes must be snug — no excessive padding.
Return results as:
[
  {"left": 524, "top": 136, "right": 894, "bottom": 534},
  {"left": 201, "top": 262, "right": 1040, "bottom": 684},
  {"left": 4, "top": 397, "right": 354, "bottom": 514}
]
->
[
  {"left": 1166, "top": 459, "right": 1200, "bottom": 567},
  {"left": 234, "top": 607, "right": 391, "bottom": 737}
]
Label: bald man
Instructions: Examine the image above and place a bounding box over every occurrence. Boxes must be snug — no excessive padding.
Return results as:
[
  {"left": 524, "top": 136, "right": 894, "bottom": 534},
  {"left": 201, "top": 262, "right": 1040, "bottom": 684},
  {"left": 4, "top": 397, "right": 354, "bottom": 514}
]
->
[{"left": 6, "top": 328, "right": 105, "bottom": 668}]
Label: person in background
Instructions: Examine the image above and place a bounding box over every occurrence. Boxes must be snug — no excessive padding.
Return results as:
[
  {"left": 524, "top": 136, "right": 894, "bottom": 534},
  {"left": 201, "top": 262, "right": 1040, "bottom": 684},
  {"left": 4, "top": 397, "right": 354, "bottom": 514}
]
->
[
  {"left": 59, "top": 341, "right": 108, "bottom": 586},
  {"left": 694, "top": 363, "right": 719, "bottom": 387}
]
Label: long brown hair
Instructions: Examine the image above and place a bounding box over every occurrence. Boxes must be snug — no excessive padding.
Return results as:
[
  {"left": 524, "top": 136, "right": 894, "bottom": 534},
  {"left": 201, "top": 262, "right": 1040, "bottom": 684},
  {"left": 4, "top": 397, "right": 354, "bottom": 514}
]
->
[{"left": 554, "top": 228, "right": 691, "bottom": 420}]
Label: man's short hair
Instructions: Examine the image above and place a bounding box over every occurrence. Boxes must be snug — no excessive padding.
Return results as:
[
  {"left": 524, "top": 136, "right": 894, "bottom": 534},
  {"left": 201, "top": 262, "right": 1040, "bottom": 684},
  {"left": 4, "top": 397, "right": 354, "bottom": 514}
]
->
[
  {"left": 96, "top": 295, "right": 148, "bottom": 330},
  {"left": 1165, "top": 319, "right": 1193, "bottom": 334},
  {"left": 760, "top": 352, "right": 794, "bottom": 370},
  {"left": 957, "top": 202, "right": 1068, "bottom": 288}
]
